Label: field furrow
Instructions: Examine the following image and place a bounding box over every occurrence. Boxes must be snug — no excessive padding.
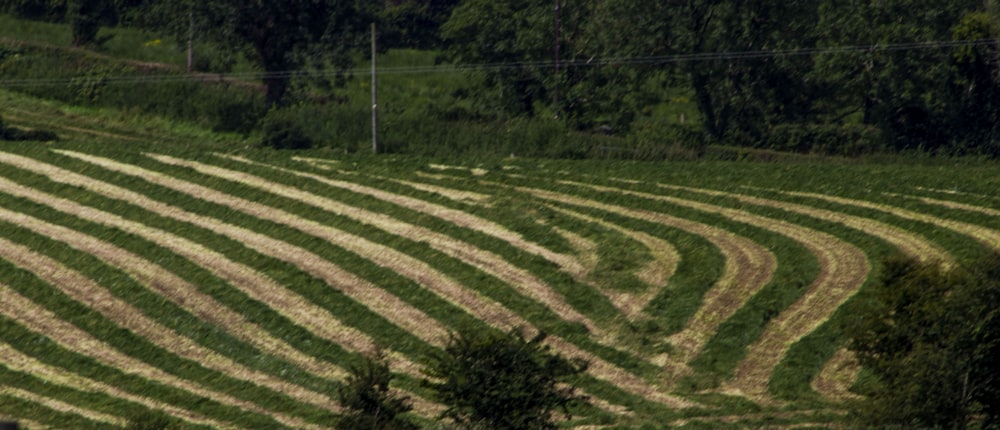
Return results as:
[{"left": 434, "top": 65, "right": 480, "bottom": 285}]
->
[
  {"left": 811, "top": 348, "right": 860, "bottom": 402},
  {"left": 148, "top": 153, "right": 599, "bottom": 332},
  {"left": 899, "top": 194, "right": 1000, "bottom": 218},
  {"left": 0, "top": 235, "right": 340, "bottom": 414},
  {"left": 556, "top": 182, "right": 870, "bottom": 398},
  {"left": 225, "top": 154, "right": 586, "bottom": 277},
  {"left": 0, "top": 282, "right": 321, "bottom": 430},
  {"left": 511, "top": 185, "right": 776, "bottom": 364},
  {"left": 34, "top": 151, "right": 690, "bottom": 409},
  {"left": 0, "top": 205, "right": 345, "bottom": 383},
  {"left": 0, "top": 343, "right": 232, "bottom": 429},
  {"left": 0, "top": 387, "right": 125, "bottom": 427},
  {"left": 662, "top": 185, "right": 954, "bottom": 266},
  {"left": 0, "top": 156, "right": 384, "bottom": 370},
  {"left": 544, "top": 204, "right": 679, "bottom": 317},
  {"left": 784, "top": 192, "right": 1000, "bottom": 252}
]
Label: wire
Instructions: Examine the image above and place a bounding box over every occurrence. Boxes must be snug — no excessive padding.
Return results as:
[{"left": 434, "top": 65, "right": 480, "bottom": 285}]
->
[{"left": 1, "top": 38, "right": 997, "bottom": 88}]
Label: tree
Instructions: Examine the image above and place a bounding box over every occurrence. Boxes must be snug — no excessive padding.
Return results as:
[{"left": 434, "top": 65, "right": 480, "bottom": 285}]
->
[
  {"left": 423, "top": 328, "right": 588, "bottom": 430},
  {"left": 67, "top": 0, "right": 106, "bottom": 46},
  {"left": 844, "top": 255, "right": 1000, "bottom": 429},
  {"left": 139, "top": 0, "right": 373, "bottom": 108},
  {"left": 336, "top": 349, "right": 417, "bottom": 430},
  {"left": 813, "top": 0, "right": 984, "bottom": 152}
]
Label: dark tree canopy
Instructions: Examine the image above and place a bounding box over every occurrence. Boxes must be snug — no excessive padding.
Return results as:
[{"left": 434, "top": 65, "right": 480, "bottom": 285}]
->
[
  {"left": 845, "top": 255, "right": 1000, "bottom": 429},
  {"left": 336, "top": 350, "right": 417, "bottom": 430},
  {"left": 138, "top": 0, "right": 372, "bottom": 107},
  {"left": 423, "top": 328, "right": 588, "bottom": 430}
]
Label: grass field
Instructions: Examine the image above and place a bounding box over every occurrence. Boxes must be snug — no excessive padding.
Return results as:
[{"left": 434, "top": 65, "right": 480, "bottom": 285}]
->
[{"left": 1, "top": 88, "right": 999, "bottom": 428}]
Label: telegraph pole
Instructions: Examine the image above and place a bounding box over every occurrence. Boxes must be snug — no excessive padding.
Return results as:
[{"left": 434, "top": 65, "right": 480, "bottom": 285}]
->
[
  {"left": 371, "top": 22, "right": 378, "bottom": 154},
  {"left": 553, "top": 0, "right": 561, "bottom": 118}
]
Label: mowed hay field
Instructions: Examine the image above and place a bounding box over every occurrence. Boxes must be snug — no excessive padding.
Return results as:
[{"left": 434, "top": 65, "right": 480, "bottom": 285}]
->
[{"left": 1, "top": 96, "right": 999, "bottom": 429}]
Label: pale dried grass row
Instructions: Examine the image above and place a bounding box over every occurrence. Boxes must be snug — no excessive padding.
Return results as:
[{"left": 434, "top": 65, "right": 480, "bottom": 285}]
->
[
  {"left": 785, "top": 191, "right": 1000, "bottom": 252},
  {"left": 0, "top": 236, "right": 339, "bottom": 413},
  {"left": 544, "top": 204, "right": 680, "bottom": 317},
  {"left": 227, "top": 154, "right": 583, "bottom": 276},
  {"left": 0, "top": 151, "right": 393, "bottom": 359},
  {"left": 0, "top": 282, "right": 322, "bottom": 430},
  {"left": 150, "top": 154, "right": 598, "bottom": 333},
  {"left": 0, "top": 343, "right": 234, "bottom": 429},
  {"left": 810, "top": 348, "right": 860, "bottom": 403},
  {"left": 899, "top": 194, "right": 1000, "bottom": 218},
  {"left": 555, "top": 182, "right": 870, "bottom": 399},
  {"left": 0, "top": 386, "right": 126, "bottom": 427},
  {"left": 519, "top": 185, "right": 776, "bottom": 364},
  {"left": 131, "top": 160, "right": 692, "bottom": 407},
  {"left": 31, "top": 151, "right": 691, "bottom": 409},
  {"left": 0, "top": 204, "right": 345, "bottom": 382},
  {"left": 666, "top": 185, "right": 954, "bottom": 266}
]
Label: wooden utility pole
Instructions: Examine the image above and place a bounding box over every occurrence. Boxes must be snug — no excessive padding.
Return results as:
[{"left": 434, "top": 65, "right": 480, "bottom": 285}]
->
[
  {"left": 187, "top": 6, "right": 194, "bottom": 73},
  {"left": 371, "top": 22, "right": 378, "bottom": 154},
  {"left": 553, "top": 0, "right": 561, "bottom": 118}
]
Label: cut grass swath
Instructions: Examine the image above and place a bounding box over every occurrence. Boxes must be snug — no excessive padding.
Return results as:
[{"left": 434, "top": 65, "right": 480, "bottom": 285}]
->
[
  {"left": 0, "top": 282, "right": 321, "bottom": 430},
  {"left": 783, "top": 191, "right": 1000, "bottom": 252},
  {"left": 20, "top": 150, "right": 694, "bottom": 409},
  {"left": 226, "top": 154, "right": 585, "bottom": 278},
  {"left": 0, "top": 234, "right": 340, "bottom": 414},
  {"left": 0, "top": 204, "right": 346, "bottom": 382},
  {"left": 666, "top": 185, "right": 954, "bottom": 266},
  {"left": 554, "top": 181, "right": 870, "bottom": 398},
  {"left": 507, "top": 184, "right": 776, "bottom": 366},
  {"left": 543, "top": 204, "right": 679, "bottom": 317},
  {"left": 147, "top": 153, "right": 600, "bottom": 334},
  {"left": 810, "top": 348, "right": 860, "bottom": 403},
  {"left": 0, "top": 387, "right": 126, "bottom": 428}
]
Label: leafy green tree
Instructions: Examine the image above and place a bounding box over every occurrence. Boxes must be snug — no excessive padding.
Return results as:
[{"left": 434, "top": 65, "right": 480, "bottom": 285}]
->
[
  {"left": 423, "top": 328, "right": 588, "bottom": 430},
  {"left": 845, "top": 255, "right": 1000, "bottom": 429},
  {"left": 813, "top": 0, "right": 983, "bottom": 152},
  {"left": 67, "top": 0, "right": 105, "bottom": 46},
  {"left": 336, "top": 349, "right": 417, "bottom": 430},
  {"left": 377, "top": 0, "right": 460, "bottom": 49},
  {"left": 138, "top": 0, "right": 373, "bottom": 107}
]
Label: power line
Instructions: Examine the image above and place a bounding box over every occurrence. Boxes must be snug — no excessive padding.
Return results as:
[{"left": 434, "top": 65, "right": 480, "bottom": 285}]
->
[{"left": 1, "top": 38, "right": 997, "bottom": 88}]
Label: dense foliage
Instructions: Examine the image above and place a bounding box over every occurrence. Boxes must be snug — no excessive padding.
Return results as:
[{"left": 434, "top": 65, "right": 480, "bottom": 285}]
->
[
  {"left": 0, "top": 0, "right": 998, "bottom": 157},
  {"left": 423, "top": 329, "right": 588, "bottom": 430},
  {"left": 336, "top": 350, "right": 417, "bottom": 430},
  {"left": 845, "top": 255, "right": 1000, "bottom": 429}
]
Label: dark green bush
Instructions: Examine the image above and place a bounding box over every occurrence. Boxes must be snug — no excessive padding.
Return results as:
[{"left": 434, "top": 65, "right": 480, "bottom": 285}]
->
[
  {"left": 763, "top": 123, "right": 883, "bottom": 156},
  {"left": 260, "top": 110, "right": 314, "bottom": 150}
]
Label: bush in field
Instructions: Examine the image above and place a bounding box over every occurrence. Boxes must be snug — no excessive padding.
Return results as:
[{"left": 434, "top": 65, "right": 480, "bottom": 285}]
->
[
  {"left": 845, "top": 255, "right": 1000, "bottom": 429},
  {"left": 259, "top": 110, "right": 314, "bottom": 150},
  {"left": 336, "top": 350, "right": 417, "bottom": 430},
  {"left": 423, "top": 328, "right": 588, "bottom": 430}
]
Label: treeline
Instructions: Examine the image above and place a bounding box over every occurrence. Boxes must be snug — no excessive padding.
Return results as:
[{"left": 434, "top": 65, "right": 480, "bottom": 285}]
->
[{"left": 2, "top": 0, "right": 999, "bottom": 157}]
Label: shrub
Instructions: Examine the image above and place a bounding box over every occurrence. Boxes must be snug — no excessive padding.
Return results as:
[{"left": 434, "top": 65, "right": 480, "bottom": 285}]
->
[
  {"left": 259, "top": 110, "right": 314, "bottom": 150},
  {"left": 423, "top": 328, "right": 588, "bottom": 430},
  {"left": 763, "top": 123, "right": 883, "bottom": 156}
]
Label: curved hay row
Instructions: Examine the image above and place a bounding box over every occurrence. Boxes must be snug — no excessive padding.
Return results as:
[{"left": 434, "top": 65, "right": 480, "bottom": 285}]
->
[
  {"left": 0, "top": 282, "right": 321, "bottom": 430},
  {"left": 0, "top": 386, "right": 126, "bottom": 427},
  {"left": 785, "top": 192, "right": 1000, "bottom": 252},
  {"left": 663, "top": 185, "right": 954, "bottom": 266},
  {"left": 557, "top": 182, "right": 870, "bottom": 398},
  {"left": 0, "top": 235, "right": 339, "bottom": 414},
  {"left": 0, "top": 151, "right": 414, "bottom": 362},
  {"left": 225, "top": 155, "right": 576, "bottom": 274},
  {"left": 515, "top": 185, "right": 776, "bottom": 365},
  {"left": 152, "top": 154, "right": 597, "bottom": 333},
  {"left": 811, "top": 348, "right": 861, "bottom": 403},
  {"left": 898, "top": 194, "right": 1000, "bottom": 218},
  {"left": 543, "top": 204, "right": 680, "bottom": 317},
  {"left": 0, "top": 203, "right": 344, "bottom": 382},
  {"left": 0, "top": 344, "right": 232, "bottom": 429},
  {"left": 46, "top": 152, "right": 693, "bottom": 409}
]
